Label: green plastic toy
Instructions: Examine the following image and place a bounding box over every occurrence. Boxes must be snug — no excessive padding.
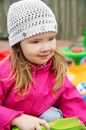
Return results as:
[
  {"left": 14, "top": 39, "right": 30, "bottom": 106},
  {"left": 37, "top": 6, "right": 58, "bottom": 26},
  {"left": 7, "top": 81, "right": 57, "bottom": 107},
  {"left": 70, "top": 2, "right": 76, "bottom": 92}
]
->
[
  {"left": 12, "top": 117, "right": 86, "bottom": 130},
  {"left": 62, "top": 27, "right": 86, "bottom": 65}
]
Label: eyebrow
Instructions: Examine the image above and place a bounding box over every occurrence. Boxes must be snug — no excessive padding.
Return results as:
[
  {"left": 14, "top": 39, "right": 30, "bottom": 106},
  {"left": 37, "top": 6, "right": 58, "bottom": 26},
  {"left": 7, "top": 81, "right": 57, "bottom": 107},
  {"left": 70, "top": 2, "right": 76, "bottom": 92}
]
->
[{"left": 29, "top": 34, "right": 56, "bottom": 41}]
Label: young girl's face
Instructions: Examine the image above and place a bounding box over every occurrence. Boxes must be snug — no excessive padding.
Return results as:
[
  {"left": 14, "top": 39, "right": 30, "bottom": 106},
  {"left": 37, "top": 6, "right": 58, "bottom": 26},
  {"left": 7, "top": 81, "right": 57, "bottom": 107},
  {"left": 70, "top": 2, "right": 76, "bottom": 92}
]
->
[{"left": 20, "top": 32, "right": 56, "bottom": 65}]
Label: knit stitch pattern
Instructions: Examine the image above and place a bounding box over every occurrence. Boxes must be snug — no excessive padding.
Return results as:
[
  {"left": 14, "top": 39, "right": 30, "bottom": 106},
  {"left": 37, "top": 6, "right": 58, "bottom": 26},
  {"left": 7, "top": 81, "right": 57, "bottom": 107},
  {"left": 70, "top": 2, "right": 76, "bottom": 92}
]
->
[{"left": 7, "top": 0, "right": 57, "bottom": 46}]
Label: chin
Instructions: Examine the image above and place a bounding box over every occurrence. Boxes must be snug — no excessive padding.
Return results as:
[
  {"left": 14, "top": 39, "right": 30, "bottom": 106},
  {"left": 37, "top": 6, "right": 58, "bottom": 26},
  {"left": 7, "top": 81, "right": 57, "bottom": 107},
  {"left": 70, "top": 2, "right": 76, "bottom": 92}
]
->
[{"left": 40, "top": 60, "right": 49, "bottom": 65}]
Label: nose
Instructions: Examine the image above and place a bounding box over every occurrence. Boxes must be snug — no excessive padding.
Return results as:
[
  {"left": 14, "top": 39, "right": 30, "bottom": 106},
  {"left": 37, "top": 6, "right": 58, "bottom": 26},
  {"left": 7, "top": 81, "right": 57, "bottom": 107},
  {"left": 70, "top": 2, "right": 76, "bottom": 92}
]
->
[{"left": 40, "top": 42, "right": 50, "bottom": 52}]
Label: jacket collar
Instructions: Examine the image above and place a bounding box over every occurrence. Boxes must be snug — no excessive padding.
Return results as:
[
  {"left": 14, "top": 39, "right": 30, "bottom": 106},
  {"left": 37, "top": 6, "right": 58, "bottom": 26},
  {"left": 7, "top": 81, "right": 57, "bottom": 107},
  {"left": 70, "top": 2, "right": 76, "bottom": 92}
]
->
[{"left": 29, "top": 59, "right": 52, "bottom": 73}]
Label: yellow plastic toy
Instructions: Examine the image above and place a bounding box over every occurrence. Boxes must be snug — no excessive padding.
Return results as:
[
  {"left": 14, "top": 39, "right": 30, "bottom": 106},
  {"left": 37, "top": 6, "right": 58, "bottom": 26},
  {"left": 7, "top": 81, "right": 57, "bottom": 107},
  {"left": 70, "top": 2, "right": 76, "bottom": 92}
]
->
[{"left": 67, "top": 62, "right": 86, "bottom": 100}]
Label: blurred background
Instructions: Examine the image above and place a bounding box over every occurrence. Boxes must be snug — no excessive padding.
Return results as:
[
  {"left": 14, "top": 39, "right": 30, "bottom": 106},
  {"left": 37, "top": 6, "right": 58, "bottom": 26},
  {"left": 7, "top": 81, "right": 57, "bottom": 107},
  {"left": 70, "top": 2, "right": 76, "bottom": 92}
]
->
[{"left": 0, "top": 0, "right": 86, "bottom": 50}]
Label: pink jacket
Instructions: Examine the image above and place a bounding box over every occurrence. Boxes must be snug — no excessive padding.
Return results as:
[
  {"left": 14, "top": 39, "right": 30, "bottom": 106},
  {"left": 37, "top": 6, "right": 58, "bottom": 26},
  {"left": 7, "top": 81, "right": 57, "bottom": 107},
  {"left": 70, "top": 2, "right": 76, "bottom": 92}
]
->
[{"left": 0, "top": 56, "right": 86, "bottom": 130}]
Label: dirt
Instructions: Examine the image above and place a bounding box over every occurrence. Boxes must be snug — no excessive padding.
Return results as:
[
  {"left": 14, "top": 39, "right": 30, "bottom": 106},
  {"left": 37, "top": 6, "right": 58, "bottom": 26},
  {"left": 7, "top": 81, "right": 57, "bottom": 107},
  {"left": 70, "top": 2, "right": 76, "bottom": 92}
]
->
[{"left": 0, "top": 40, "right": 9, "bottom": 51}]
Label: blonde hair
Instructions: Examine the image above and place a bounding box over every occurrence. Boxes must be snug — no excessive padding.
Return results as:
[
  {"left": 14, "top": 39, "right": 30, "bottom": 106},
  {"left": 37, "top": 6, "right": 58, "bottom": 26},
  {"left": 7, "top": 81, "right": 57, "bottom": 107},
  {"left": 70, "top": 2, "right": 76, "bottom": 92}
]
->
[{"left": 10, "top": 43, "right": 67, "bottom": 96}]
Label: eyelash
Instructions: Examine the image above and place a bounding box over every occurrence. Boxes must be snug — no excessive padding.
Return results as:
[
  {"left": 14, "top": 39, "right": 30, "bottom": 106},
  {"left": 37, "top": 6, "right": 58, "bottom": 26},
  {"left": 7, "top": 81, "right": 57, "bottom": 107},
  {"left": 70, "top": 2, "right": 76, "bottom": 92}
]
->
[
  {"left": 48, "top": 37, "right": 55, "bottom": 41},
  {"left": 32, "top": 41, "right": 39, "bottom": 44}
]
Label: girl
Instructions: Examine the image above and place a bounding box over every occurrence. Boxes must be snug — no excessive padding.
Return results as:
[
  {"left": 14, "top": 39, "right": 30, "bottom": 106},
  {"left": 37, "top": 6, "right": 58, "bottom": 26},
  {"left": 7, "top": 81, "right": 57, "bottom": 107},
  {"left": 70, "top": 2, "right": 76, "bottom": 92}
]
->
[{"left": 0, "top": 0, "right": 86, "bottom": 130}]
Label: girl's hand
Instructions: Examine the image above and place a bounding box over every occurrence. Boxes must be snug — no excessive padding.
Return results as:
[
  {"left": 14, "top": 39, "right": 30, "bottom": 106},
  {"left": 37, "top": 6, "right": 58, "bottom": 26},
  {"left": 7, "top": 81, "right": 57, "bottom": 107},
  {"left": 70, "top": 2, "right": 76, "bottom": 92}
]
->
[{"left": 11, "top": 114, "right": 50, "bottom": 130}]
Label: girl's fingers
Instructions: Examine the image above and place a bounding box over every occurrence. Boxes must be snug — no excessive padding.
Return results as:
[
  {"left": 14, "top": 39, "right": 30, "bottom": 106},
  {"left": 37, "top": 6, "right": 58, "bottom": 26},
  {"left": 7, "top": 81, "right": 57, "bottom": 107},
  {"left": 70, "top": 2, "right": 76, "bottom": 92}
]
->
[
  {"left": 35, "top": 124, "right": 42, "bottom": 130},
  {"left": 39, "top": 119, "right": 50, "bottom": 130}
]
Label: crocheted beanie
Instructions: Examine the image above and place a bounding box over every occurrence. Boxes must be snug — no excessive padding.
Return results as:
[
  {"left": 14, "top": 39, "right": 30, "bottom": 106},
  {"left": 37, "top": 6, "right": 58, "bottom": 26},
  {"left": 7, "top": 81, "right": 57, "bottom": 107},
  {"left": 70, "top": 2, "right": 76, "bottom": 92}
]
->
[{"left": 7, "top": 0, "right": 57, "bottom": 46}]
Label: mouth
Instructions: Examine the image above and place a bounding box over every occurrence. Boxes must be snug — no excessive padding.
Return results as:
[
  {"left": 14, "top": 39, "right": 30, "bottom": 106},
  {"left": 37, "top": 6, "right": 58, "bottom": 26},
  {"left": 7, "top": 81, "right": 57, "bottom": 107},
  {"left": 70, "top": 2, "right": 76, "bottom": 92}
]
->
[{"left": 38, "top": 54, "right": 50, "bottom": 58}]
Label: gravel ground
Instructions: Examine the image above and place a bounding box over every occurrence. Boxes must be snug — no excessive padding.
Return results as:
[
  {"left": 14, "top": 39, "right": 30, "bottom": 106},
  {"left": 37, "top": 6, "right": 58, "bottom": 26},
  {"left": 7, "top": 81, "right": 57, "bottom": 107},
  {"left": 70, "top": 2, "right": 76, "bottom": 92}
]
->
[{"left": 0, "top": 40, "right": 9, "bottom": 51}]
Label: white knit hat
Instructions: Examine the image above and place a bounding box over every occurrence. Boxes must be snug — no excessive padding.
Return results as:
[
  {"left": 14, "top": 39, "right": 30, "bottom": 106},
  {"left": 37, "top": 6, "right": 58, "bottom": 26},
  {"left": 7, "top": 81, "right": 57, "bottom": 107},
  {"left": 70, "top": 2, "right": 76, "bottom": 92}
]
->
[{"left": 7, "top": 0, "right": 58, "bottom": 46}]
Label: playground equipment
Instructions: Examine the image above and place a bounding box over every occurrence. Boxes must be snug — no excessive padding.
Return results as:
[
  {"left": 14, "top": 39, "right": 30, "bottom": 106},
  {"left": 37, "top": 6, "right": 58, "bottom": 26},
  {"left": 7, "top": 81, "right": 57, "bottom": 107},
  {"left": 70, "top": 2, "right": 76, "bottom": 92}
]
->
[
  {"left": 62, "top": 27, "right": 86, "bottom": 65},
  {"left": 12, "top": 117, "right": 86, "bottom": 130},
  {"left": 62, "top": 27, "right": 86, "bottom": 100}
]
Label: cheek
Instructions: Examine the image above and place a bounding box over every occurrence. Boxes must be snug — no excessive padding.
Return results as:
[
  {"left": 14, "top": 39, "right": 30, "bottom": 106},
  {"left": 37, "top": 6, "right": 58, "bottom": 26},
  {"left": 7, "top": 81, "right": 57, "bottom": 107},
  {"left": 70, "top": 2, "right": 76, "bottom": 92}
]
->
[
  {"left": 51, "top": 41, "right": 57, "bottom": 51},
  {"left": 21, "top": 47, "right": 31, "bottom": 58},
  {"left": 22, "top": 45, "right": 34, "bottom": 54},
  {"left": 22, "top": 50, "right": 33, "bottom": 61}
]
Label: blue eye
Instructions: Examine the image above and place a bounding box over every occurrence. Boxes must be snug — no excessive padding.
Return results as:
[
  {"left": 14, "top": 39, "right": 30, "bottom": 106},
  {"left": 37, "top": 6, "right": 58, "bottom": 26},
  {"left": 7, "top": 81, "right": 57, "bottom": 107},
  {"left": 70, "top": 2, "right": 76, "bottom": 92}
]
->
[
  {"left": 48, "top": 37, "right": 55, "bottom": 41},
  {"left": 32, "top": 41, "right": 39, "bottom": 44}
]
